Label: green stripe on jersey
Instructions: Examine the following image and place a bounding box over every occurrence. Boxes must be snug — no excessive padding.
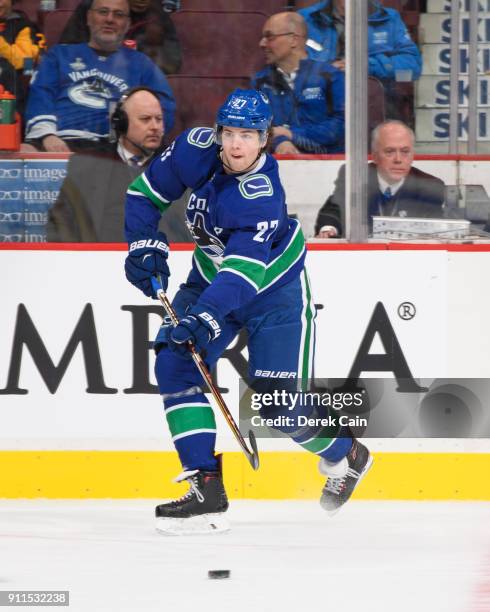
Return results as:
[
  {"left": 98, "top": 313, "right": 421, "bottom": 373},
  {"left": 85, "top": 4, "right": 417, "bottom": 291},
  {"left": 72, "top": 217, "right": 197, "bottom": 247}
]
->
[
  {"left": 165, "top": 404, "right": 216, "bottom": 438},
  {"left": 193, "top": 225, "right": 306, "bottom": 290},
  {"left": 194, "top": 247, "right": 220, "bottom": 283},
  {"left": 260, "top": 226, "right": 305, "bottom": 292},
  {"left": 219, "top": 256, "right": 266, "bottom": 290},
  {"left": 128, "top": 174, "right": 170, "bottom": 213},
  {"left": 300, "top": 272, "right": 315, "bottom": 391}
]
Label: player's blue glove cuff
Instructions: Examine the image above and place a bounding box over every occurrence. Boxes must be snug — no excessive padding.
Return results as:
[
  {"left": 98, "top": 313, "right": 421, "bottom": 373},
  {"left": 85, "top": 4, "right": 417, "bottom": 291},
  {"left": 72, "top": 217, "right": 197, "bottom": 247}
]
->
[
  {"left": 169, "top": 305, "right": 222, "bottom": 357},
  {"left": 125, "top": 232, "right": 170, "bottom": 298}
]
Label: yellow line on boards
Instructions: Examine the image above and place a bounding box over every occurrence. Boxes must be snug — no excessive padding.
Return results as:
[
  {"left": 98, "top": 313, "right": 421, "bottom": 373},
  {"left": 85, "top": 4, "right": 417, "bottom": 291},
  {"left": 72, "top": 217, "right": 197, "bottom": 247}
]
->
[{"left": 0, "top": 451, "right": 489, "bottom": 499}]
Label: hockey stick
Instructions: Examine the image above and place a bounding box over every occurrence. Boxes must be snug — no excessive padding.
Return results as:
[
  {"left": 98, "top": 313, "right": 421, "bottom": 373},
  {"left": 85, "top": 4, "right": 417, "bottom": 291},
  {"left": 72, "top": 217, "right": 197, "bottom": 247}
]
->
[{"left": 151, "top": 276, "right": 260, "bottom": 471}]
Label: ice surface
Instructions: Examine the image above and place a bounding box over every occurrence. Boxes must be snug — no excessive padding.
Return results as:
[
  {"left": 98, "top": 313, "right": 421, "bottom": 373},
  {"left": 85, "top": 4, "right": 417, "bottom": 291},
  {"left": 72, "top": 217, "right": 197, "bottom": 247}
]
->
[{"left": 0, "top": 500, "right": 488, "bottom": 612}]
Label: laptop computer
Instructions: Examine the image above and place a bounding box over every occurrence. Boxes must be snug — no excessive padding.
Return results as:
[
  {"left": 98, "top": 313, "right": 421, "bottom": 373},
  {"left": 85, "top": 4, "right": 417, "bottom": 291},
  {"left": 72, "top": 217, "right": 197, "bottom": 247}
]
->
[{"left": 372, "top": 216, "right": 471, "bottom": 240}]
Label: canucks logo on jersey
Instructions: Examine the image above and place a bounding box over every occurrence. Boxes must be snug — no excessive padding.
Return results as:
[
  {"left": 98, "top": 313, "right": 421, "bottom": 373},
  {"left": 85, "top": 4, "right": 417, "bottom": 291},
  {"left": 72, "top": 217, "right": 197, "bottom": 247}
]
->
[{"left": 186, "top": 212, "right": 225, "bottom": 258}]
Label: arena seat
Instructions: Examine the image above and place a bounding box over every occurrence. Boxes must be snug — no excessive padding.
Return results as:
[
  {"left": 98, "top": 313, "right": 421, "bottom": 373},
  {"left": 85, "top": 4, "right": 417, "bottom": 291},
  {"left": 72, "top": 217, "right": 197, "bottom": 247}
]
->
[
  {"left": 170, "top": 10, "right": 266, "bottom": 76},
  {"left": 166, "top": 75, "right": 250, "bottom": 140},
  {"left": 383, "top": 0, "right": 421, "bottom": 10},
  {"left": 42, "top": 10, "right": 74, "bottom": 48},
  {"left": 367, "top": 76, "right": 386, "bottom": 142},
  {"left": 13, "top": 0, "right": 38, "bottom": 22},
  {"left": 181, "top": 0, "right": 289, "bottom": 13},
  {"left": 57, "top": 0, "right": 82, "bottom": 8}
]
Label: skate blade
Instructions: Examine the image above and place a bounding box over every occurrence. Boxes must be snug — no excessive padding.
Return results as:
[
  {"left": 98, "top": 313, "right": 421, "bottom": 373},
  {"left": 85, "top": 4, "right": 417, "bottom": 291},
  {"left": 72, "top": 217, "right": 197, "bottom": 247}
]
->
[
  {"left": 321, "top": 455, "right": 374, "bottom": 517},
  {"left": 155, "top": 513, "right": 230, "bottom": 536}
]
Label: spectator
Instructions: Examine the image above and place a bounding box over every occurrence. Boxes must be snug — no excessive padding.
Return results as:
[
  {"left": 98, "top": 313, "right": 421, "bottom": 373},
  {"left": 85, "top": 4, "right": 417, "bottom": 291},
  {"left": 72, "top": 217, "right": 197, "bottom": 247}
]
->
[
  {"left": 0, "top": 0, "right": 45, "bottom": 117},
  {"left": 298, "top": 0, "right": 422, "bottom": 122},
  {"left": 298, "top": 0, "right": 422, "bottom": 82},
  {"left": 315, "top": 120, "right": 445, "bottom": 238},
  {"left": 60, "top": 0, "right": 182, "bottom": 75},
  {"left": 47, "top": 86, "right": 187, "bottom": 242},
  {"left": 23, "top": 0, "right": 175, "bottom": 153},
  {"left": 251, "top": 11, "right": 344, "bottom": 154}
]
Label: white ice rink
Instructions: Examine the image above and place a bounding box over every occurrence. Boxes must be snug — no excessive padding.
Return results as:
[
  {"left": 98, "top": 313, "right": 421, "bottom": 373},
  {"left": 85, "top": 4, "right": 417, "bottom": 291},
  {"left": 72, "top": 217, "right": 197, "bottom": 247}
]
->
[{"left": 1, "top": 500, "right": 489, "bottom": 612}]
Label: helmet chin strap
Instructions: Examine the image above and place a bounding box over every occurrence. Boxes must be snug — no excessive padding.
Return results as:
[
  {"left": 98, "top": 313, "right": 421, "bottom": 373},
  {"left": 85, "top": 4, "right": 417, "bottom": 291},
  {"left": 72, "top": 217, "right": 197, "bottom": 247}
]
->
[{"left": 219, "top": 149, "right": 263, "bottom": 175}]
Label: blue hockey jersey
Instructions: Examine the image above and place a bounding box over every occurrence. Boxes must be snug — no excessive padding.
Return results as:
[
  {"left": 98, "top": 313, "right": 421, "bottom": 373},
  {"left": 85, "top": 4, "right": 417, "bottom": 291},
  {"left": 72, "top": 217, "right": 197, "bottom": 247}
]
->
[
  {"left": 25, "top": 43, "right": 175, "bottom": 141},
  {"left": 125, "top": 127, "right": 306, "bottom": 320}
]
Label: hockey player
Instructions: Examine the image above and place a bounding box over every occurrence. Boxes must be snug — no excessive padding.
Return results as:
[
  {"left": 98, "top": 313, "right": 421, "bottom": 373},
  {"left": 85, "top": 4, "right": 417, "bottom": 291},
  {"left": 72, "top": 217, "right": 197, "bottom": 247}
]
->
[{"left": 123, "top": 88, "right": 372, "bottom": 534}]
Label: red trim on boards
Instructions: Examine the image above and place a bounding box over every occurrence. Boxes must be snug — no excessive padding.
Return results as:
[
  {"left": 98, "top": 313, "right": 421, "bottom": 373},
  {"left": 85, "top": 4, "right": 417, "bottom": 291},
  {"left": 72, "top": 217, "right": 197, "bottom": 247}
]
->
[
  {"left": 2, "top": 242, "right": 490, "bottom": 252},
  {"left": 307, "top": 243, "right": 388, "bottom": 251},
  {"left": 0, "top": 243, "right": 196, "bottom": 251}
]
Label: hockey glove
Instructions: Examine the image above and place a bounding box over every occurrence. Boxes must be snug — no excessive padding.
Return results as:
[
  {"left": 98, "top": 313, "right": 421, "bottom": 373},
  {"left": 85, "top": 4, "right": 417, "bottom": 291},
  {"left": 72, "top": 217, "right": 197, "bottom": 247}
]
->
[
  {"left": 125, "top": 232, "right": 170, "bottom": 298},
  {"left": 169, "top": 305, "right": 223, "bottom": 357}
]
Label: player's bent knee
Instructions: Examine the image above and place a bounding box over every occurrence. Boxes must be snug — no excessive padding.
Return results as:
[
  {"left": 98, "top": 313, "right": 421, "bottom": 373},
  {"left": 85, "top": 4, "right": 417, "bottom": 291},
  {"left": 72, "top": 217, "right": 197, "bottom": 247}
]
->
[
  {"left": 154, "top": 323, "right": 172, "bottom": 355},
  {"left": 154, "top": 347, "right": 201, "bottom": 395}
]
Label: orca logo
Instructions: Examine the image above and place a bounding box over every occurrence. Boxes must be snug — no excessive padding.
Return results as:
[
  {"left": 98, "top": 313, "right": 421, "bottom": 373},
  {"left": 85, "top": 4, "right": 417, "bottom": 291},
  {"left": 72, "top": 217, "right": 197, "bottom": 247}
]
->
[
  {"left": 68, "top": 79, "right": 112, "bottom": 109},
  {"left": 187, "top": 212, "right": 225, "bottom": 258}
]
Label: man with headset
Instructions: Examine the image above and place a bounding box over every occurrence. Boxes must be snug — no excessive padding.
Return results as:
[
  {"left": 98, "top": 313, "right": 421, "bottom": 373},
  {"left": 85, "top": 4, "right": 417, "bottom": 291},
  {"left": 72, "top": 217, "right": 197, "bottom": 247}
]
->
[
  {"left": 111, "top": 86, "right": 163, "bottom": 167},
  {"left": 47, "top": 87, "right": 187, "bottom": 242},
  {"left": 23, "top": 0, "right": 175, "bottom": 153}
]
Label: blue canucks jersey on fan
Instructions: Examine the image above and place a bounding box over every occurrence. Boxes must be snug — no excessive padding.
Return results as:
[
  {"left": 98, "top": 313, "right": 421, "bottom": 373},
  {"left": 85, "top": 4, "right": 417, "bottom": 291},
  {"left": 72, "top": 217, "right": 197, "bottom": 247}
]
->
[
  {"left": 125, "top": 126, "right": 306, "bottom": 321},
  {"left": 25, "top": 43, "right": 175, "bottom": 142}
]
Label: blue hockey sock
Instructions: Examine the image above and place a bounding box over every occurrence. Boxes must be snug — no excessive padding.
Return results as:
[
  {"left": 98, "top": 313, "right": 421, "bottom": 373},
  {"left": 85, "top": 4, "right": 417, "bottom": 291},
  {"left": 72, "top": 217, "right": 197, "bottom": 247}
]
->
[{"left": 164, "top": 392, "right": 218, "bottom": 471}]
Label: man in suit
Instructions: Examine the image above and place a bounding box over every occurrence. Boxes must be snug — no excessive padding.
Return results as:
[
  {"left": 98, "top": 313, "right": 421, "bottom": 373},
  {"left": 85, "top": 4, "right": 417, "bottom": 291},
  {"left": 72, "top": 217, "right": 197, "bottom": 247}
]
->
[
  {"left": 47, "top": 87, "right": 188, "bottom": 242},
  {"left": 315, "top": 120, "right": 445, "bottom": 238}
]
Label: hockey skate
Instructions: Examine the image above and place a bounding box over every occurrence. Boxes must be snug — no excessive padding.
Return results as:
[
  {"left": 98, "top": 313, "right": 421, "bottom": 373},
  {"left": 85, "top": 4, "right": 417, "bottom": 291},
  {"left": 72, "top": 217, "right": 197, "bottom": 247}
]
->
[
  {"left": 319, "top": 439, "right": 373, "bottom": 516},
  {"left": 155, "top": 461, "right": 229, "bottom": 535}
]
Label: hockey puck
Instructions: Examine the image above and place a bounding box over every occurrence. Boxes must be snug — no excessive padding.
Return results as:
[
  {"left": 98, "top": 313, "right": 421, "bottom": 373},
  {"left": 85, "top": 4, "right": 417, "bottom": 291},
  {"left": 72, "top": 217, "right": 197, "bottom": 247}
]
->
[{"left": 208, "top": 570, "right": 230, "bottom": 579}]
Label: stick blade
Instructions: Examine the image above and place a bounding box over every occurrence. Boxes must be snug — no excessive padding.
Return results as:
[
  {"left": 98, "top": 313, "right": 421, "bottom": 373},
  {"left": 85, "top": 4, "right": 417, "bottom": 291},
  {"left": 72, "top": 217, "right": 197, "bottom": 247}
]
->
[{"left": 247, "top": 430, "right": 260, "bottom": 470}]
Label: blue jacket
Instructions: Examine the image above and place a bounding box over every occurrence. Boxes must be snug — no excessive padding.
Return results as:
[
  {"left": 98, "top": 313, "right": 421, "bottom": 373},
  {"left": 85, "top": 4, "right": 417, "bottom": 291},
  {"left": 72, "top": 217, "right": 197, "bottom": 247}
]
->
[
  {"left": 298, "top": 0, "right": 422, "bottom": 81},
  {"left": 251, "top": 58, "right": 345, "bottom": 153}
]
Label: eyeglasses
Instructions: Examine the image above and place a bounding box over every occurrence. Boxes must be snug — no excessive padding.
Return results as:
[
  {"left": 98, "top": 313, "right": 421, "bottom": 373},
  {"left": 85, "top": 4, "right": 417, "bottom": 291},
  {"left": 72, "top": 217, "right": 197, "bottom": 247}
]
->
[
  {"left": 260, "top": 31, "right": 296, "bottom": 42},
  {"left": 89, "top": 7, "right": 130, "bottom": 19}
]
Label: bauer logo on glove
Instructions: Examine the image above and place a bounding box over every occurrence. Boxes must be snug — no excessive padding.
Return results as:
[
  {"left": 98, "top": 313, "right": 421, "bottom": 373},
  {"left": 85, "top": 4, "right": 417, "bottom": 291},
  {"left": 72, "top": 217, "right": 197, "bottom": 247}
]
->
[
  {"left": 125, "top": 231, "right": 170, "bottom": 298},
  {"left": 199, "top": 312, "right": 222, "bottom": 339},
  {"left": 167, "top": 305, "right": 223, "bottom": 357},
  {"left": 129, "top": 239, "right": 169, "bottom": 255}
]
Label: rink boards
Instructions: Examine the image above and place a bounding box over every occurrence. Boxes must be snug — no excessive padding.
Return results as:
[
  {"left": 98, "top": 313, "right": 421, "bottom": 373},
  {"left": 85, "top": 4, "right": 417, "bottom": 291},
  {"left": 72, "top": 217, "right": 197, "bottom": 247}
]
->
[{"left": 0, "top": 244, "right": 489, "bottom": 499}]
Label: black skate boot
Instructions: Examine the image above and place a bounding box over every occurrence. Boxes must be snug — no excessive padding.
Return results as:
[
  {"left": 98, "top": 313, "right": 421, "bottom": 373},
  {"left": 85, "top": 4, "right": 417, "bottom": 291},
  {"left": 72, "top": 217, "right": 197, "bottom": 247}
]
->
[
  {"left": 319, "top": 439, "right": 373, "bottom": 516},
  {"left": 155, "top": 458, "right": 229, "bottom": 535}
]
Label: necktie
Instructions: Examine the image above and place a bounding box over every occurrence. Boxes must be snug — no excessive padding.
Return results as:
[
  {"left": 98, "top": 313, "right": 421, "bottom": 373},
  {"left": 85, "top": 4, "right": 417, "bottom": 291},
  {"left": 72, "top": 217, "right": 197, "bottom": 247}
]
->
[
  {"left": 129, "top": 155, "right": 142, "bottom": 167},
  {"left": 380, "top": 187, "right": 394, "bottom": 216}
]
